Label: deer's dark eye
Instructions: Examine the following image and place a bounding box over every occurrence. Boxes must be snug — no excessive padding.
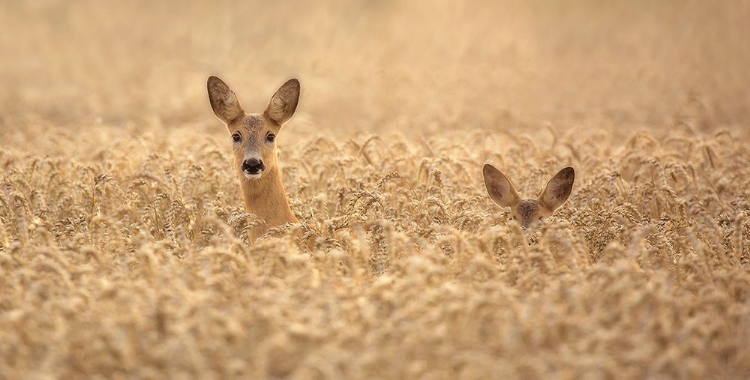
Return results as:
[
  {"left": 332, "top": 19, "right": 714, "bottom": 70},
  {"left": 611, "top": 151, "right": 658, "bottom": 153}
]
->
[
  {"left": 266, "top": 133, "right": 276, "bottom": 143},
  {"left": 232, "top": 134, "right": 241, "bottom": 143}
]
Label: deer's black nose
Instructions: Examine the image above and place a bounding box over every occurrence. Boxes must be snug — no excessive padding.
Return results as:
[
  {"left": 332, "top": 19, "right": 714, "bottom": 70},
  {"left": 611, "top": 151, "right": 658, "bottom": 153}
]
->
[{"left": 242, "top": 158, "right": 265, "bottom": 174}]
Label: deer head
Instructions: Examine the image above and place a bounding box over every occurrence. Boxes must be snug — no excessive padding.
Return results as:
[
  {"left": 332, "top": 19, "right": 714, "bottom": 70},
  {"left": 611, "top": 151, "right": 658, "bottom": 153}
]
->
[
  {"left": 483, "top": 165, "right": 575, "bottom": 229},
  {"left": 207, "top": 76, "right": 299, "bottom": 181}
]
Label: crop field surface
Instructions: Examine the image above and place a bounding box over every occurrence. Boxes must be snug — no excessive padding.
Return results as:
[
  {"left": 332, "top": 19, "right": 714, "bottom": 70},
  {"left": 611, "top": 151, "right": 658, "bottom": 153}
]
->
[{"left": 1, "top": 1, "right": 750, "bottom": 379}]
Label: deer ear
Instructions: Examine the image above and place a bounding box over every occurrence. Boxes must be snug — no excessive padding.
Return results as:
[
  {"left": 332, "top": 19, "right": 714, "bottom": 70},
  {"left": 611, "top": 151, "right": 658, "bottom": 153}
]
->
[
  {"left": 539, "top": 167, "right": 575, "bottom": 211},
  {"left": 265, "top": 79, "right": 300, "bottom": 126},
  {"left": 483, "top": 164, "right": 521, "bottom": 207},
  {"left": 207, "top": 76, "right": 244, "bottom": 124}
]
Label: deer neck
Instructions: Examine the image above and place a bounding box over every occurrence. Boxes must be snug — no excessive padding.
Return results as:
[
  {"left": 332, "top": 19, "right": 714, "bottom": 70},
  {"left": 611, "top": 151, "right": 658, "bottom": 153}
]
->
[{"left": 238, "top": 165, "right": 298, "bottom": 240}]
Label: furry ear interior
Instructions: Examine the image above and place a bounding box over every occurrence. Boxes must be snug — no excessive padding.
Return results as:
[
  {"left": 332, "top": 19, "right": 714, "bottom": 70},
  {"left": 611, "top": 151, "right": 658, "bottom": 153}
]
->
[
  {"left": 207, "top": 76, "right": 244, "bottom": 124},
  {"left": 539, "top": 167, "right": 575, "bottom": 211},
  {"left": 265, "top": 79, "right": 300, "bottom": 126},
  {"left": 483, "top": 164, "right": 521, "bottom": 207}
]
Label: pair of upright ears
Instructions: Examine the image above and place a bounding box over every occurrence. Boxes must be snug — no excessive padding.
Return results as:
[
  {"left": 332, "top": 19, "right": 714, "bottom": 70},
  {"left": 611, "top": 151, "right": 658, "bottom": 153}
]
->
[
  {"left": 207, "top": 76, "right": 300, "bottom": 126},
  {"left": 483, "top": 164, "right": 575, "bottom": 227}
]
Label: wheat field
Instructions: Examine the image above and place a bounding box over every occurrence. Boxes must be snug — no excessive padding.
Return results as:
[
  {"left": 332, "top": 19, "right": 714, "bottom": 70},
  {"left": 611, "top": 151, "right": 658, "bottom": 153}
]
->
[{"left": 2, "top": 1, "right": 750, "bottom": 379}]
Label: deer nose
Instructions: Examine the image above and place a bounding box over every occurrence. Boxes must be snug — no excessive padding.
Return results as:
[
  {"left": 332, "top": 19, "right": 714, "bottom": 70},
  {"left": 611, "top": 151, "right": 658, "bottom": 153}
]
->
[{"left": 242, "top": 158, "right": 265, "bottom": 173}]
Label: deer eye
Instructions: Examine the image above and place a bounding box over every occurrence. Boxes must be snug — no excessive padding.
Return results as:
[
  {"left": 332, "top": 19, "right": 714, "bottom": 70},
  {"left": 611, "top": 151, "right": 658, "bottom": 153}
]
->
[
  {"left": 232, "top": 133, "right": 241, "bottom": 143},
  {"left": 266, "top": 133, "right": 276, "bottom": 143}
]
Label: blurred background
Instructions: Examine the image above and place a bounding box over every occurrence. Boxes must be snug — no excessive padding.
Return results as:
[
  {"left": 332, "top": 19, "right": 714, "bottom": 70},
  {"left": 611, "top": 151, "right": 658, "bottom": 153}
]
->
[{"left": 1, "top": 0, "right": 749, "bottom": 139}]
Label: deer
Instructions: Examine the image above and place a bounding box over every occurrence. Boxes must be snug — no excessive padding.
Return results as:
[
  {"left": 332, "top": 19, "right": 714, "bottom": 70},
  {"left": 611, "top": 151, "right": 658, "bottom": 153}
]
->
[
  {"left": 207, "top": 76, "right": 300, "bottom": 241},
  {"left": 482, "top": 164, "right": 575, "bottom": 229}
]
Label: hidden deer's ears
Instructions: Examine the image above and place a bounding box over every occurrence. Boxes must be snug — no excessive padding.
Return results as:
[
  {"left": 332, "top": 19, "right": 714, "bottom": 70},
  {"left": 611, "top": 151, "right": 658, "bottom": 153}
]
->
[
  {"left": 483, "top": 164, "right": 521, "bottom": 207},
  {"left": 265, "top": 79, "right": 300, "bottom": 126},
  {"left": 207, "top": 76, "right": 244, "bottom": 124},
  {"left": 539, "top": 167, "right": 575, "bottom": 211}
]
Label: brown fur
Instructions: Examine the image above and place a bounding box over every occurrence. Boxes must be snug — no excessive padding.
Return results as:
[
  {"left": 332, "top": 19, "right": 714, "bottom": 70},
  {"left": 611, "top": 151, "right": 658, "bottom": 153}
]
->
[
  {"left": 483, "top": 165, "right": 575, "bottom": 229},
  {"left": 207, "top": 76, "right": 300, "bottom": 241}
]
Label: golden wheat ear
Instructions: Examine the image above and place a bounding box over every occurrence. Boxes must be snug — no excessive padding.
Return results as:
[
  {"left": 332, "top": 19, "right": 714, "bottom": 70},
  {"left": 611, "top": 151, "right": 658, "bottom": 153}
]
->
[
  {"left": 207, "top": 76, "right": 244, "bottom": 124},
  {"left": 539, "top": 167, "right": 575, "bottom": 211},
  {"left": 265, "top": 79, "right": 300, "bottom": 126},
  {"left": 483, "top": 164, "right": 521, "bottom": 207}
]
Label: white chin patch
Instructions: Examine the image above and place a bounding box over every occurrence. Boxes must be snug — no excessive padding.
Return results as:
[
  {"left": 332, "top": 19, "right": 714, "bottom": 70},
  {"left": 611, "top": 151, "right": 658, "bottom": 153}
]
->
[{"left": 244, "top": 171, "right": 262, "bottom": 179}]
